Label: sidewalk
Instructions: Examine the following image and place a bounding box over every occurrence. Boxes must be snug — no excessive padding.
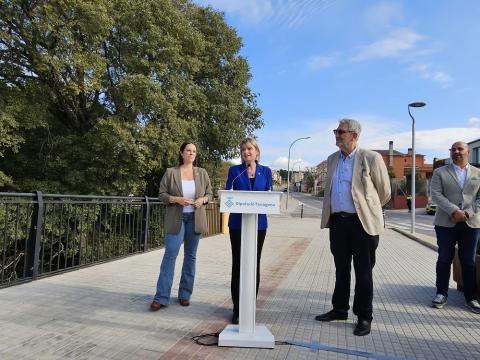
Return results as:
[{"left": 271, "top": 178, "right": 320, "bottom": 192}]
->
[{"left": 1, "top": 210, "right": 479, "bottom": 359}]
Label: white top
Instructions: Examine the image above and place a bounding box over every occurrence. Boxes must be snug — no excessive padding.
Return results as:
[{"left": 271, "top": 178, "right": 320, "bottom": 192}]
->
[{"left": 182, "top": 180, "right": 196, "bottom": 213}]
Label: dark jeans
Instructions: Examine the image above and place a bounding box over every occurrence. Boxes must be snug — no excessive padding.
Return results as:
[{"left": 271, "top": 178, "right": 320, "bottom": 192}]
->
[
  {"left": 435, "top": 223, "right": 479, "bottom": 301},
  {"left": 229, "top": 229, "right": 266, "bottom": 315},
  {"left": 329, "top": 214, "right": 379, "bottom": 321}
]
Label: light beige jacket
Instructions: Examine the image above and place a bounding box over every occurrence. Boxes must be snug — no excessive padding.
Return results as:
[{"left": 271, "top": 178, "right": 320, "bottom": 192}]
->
[
  {"left": 159, "top": 166, "right": 213, "bottom": 234},
  {"left": 431, "top": 164, "right": 480, "bottom": 228},
  {"left": 320, "top": 148, "right": 391, "bottom": 236}
]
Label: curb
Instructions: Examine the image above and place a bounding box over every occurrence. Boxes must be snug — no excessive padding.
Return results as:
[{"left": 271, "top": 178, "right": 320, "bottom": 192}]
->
[{"left": 389, "top": 227, "right": 438, "bottom": 252}]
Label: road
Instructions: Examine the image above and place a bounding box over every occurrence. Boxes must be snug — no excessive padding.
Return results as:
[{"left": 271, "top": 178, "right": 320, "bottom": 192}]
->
[
  {"left": 384, "top": 208, "right": 435, "bottom": 238},
  {"left": 289, "top": 192, "right": 435, "bottom": 238}
]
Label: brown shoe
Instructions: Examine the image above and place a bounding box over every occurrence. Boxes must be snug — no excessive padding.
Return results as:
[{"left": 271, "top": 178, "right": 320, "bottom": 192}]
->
[
  {"left": 150, "top": 301, "right": 165, "bottom": 311},
  {"left": 179, "top": 299, "right": 190, "bottom": 307}
]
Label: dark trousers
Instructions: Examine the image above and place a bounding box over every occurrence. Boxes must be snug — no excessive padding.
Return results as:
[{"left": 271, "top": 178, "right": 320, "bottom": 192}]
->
[
  {"left": 329, "top": 214, "right": 379, "bottom": 321},
  {"left": 230, "top": 229, "right": 266, "bottom": 315},
  {"left": 435, "top": 223, "right": 479, "bottom": 301}
]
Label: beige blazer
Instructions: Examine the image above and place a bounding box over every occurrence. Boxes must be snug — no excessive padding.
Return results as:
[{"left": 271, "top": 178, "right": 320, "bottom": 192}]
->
[
  {"left": 321, "top": 148, "right": 391, "bottom": 236},
  {"left": 431, "top": 164, "right": 480, "bottom": 228},
  {"left": 159, "top": 166, "right": 213, "bottom": 234}
]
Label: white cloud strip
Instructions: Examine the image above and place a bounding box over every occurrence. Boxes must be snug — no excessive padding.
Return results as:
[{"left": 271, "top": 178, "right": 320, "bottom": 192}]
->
[
  {"left": 196, "top": 0, "right": 337, "bottom": 27},
  {"left": 351, "top": 28, "right": 424, "bottom": 62},
  {"left": 307, "top": 55, "right": 335, "bottom": 70}
]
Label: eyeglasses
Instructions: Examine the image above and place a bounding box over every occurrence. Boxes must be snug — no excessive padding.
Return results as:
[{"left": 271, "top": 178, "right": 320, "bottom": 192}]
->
[
  {"left": 333, "top": 129, "right": 354, "bottom": 135},
  {"left": 449, "top": 147, "right": 465, "bottom": 152}
]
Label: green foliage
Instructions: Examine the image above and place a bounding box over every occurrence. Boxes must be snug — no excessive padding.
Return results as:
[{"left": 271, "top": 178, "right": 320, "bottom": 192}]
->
[
  {"left": 278, "top": 169, "right": 288, "bottom": 182},
  {"left": 0, "top": 0, "right": 262, "bottom": 195},
  {"left": 406, "top": 173, "right": 426, "bottom": 195},
  {"left": 387, "top": 166, "right": 395, "bottom": 179},
  {"left": 304, "top": 172, "right": 315, "bottom": 190}
]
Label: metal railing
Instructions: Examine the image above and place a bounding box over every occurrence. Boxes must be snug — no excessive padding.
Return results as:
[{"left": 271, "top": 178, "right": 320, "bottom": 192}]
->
[{"left": 0, "top": 192, "right": 222, "bottom": 288}]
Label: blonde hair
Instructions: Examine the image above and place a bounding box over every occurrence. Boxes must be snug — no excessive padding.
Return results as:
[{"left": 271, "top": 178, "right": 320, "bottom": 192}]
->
[{"left": 240, "top": 137, "right": 260, "bottom": 162}]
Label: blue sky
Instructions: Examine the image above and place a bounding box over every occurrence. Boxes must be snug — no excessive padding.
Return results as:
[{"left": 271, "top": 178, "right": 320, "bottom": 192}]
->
[{"left": 194, "top": 0, "right": 480, "bottom": 170}]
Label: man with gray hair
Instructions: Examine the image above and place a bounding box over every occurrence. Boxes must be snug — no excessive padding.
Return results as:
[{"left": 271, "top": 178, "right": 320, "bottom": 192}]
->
[{"left": 315, "top": 118, "right": 391, "bottom": 336}]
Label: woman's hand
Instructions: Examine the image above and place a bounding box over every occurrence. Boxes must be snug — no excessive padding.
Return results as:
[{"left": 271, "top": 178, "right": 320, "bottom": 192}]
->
[
  {"left": 193, "top": 197, "right": 204, "bottom": 208},
  {"left": 171, "top": 196, "right": 194, "bottom": 207}
]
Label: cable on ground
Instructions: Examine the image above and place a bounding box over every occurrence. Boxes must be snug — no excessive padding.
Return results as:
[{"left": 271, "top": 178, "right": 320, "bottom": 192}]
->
[
  {"left": 192, "top": 332, "right": 220, "bottom": 346},
  {"left": 192, "top": 334, "right": 415, "bottom": 359}
]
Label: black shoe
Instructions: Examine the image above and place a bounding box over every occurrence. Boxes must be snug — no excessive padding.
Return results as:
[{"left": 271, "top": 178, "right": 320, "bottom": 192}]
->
[
  {"left": 231, "top": 313, "right": 239, "bottom": 325},
  {"left": 353, "top": 319, "right": 371, "bottom": 336},
  {"left": 315, "top": 309, "right": 348, "bottom": 322}
]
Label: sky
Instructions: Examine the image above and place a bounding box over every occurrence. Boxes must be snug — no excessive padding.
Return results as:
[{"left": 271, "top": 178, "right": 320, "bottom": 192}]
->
[{"left": 194, "top": 0, "right": 480, "bottom": 170}]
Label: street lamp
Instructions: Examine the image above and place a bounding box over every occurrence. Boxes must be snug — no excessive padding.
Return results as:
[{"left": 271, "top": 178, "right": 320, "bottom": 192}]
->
[
  {"left": 287, "top": 137, "right": 310, "bottom": 209},
  {"left": 408, "top": 101, "right": 426, "bottom": 234}
]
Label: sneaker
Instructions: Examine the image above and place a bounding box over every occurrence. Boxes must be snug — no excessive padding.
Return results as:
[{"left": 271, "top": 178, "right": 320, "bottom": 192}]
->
[
  {"left": 431, "top": 294, "right": 447, "bottom": 309},
  {"left": 466, "top": 300, "right": 480, "bottom": 314}
]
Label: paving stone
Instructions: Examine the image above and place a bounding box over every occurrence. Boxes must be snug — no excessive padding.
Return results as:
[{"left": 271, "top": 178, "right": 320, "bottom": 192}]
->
[{"left": 1, "top": 207, "right": 479, "bottom": 359}]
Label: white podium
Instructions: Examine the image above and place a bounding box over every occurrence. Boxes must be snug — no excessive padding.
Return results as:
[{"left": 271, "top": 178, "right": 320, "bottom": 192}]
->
[{"left": 217, "top": 190, "right": 282, "bottom": 349}]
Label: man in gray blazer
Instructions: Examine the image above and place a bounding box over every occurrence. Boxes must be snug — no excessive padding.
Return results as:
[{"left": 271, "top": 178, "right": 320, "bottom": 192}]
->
[
  {"left": 431, "top": 141, "right": 480, "bottom": 313},
  {"left": 315, "top": 118, "right": 391, "bottom": 336}
]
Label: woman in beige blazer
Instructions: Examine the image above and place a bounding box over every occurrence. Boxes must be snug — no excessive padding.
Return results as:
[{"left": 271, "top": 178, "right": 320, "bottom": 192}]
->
[{"left": 150, "top": 141, "right": 212, "bottom": 311}]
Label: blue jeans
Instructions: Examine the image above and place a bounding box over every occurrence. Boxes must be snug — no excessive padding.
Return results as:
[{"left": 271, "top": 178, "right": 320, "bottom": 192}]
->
[
  {"left": 154, "top": 212, "right": 201, "bottom": 305},
  {"left": 435, "top": 223, "right": 479, "bottom": 301}
]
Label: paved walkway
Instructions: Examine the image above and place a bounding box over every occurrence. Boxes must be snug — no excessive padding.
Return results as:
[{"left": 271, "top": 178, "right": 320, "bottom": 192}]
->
[{"left": 1, "top": 210, "right": 479, "bottom": 359}]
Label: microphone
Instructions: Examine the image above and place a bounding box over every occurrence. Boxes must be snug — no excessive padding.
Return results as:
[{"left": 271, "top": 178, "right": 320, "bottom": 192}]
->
[{"left": 230, "top": 163, "right": 250, "bottom": 190}]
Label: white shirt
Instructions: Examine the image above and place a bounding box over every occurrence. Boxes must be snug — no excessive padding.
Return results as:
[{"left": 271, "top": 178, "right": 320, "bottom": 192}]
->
[
  {"left": 452, "top": 163, "right": 469, "bottom": 190},
  {"left": 181, "top": 180, "right": 196, "bottom": 213}
]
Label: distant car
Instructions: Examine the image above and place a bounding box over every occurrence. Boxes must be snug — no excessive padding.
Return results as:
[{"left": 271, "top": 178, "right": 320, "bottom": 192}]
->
[
  {"left": 282, "top": 188, "right": 288, "bottom": 192},
  {"left": 426, "top": 201, "right": 436, "bottom": 215}
]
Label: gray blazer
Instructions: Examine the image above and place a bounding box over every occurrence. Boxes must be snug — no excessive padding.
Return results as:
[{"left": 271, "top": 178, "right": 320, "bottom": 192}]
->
[
  {"left": 159, "top": 166, "right": 213, "bottom": 234},
  {"left": 431, "top": 164, "right": 480, "bottom": 228},
  {"left": 321, "top": 148, "right": 391, "bottom": 236}
]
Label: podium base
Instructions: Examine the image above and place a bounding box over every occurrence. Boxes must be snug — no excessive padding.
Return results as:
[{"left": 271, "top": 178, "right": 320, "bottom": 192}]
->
[{"left": 218, "top": 324, "right": 275, "bottom": 348}]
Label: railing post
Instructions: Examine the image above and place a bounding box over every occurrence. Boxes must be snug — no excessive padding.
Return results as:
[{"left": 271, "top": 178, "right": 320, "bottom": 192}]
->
[
  {"left": 26, "top": 191, "right": 44, "bottom": 280},
  {"left": 142, "top": 196, "right": 150, "bottom": 251}
]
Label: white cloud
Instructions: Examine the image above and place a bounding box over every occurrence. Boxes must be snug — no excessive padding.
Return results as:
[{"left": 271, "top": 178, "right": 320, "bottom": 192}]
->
[
  {"left": 408, "top": 63, "right": 453, "bottom": 88},
  {"left": 230, "top": 157, "right": 242, "bottom": 165},
  {"left": 468, "top": 117, "right": 480, "bottom": 126},
  {"left": 362, "top": 128, "right": 480, "bottom": 161},
  {"left": 350, "top": 29, "right": 452, "bottom": 88},
  {"left": 195, "top": 0, "right": 335, "bottom": 27},
  {"left": 364, "top": 2, "right": 403, "bottom": 29},
  {"left": 260, "top": 115, "right": 480, "bottom": 168},
  {"left": 351, "top": 28, "right": 424, "bottom": 62},
  {"left": 195, "top": 0, "right": 274, "bottom": 23},
  {"left": 307, "top": 55, "right": 335, "bottom": 71},
  {"left": 270, "top": 157, "right": 311, "bottom": 170}
]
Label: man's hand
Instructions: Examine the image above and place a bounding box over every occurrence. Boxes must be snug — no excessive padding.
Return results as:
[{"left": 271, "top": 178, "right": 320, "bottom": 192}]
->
[{"left": 452, "top": 209, "right": 468, "bottom": 223}]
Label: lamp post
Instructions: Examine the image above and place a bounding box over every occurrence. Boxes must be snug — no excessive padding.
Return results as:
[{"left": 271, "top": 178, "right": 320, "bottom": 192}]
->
[
  {"left": 408, "top": 101, "right": 426, "bottom": 234},
  {"left": 287, "top": 137, "right": 310, "bottom": 209}
]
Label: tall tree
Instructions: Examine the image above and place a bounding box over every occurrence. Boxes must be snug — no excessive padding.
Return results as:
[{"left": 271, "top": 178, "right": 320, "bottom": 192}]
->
[{"left": 0, "top": 0, "right": 262, "bottom": 194}]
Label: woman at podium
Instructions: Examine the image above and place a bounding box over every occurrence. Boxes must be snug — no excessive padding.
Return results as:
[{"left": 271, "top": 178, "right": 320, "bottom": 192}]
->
[
  {"left": 225, "top": 137, "right": 273, "bottom": 324},
  {"left": 150, "top": 141, "right": 212, "bottom": 311}
]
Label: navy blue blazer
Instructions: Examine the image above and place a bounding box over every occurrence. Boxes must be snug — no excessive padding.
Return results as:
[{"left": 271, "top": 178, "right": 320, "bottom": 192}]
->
[{"left": 225, "top": 163, "right": 273, "bottom": 230}]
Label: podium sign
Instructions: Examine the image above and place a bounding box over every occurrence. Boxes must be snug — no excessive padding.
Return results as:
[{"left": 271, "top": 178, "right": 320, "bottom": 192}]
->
[
  {"left": 219, "top": 190, "right": 281, "bottom": 215},
  {"left": 218, "top": 190, "right": 282, "bottom": 349}
]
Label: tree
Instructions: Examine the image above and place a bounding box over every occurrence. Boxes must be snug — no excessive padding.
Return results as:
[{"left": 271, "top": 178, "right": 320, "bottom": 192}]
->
[
  {"left": 0, "top": 0, "right": 262, "bottom": 195},
  {"left": 302, "top": 166, "right": 320, "bottom": 193},
  {"left": 0, "top": 88, "right": 24, "bottom": 187}
]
